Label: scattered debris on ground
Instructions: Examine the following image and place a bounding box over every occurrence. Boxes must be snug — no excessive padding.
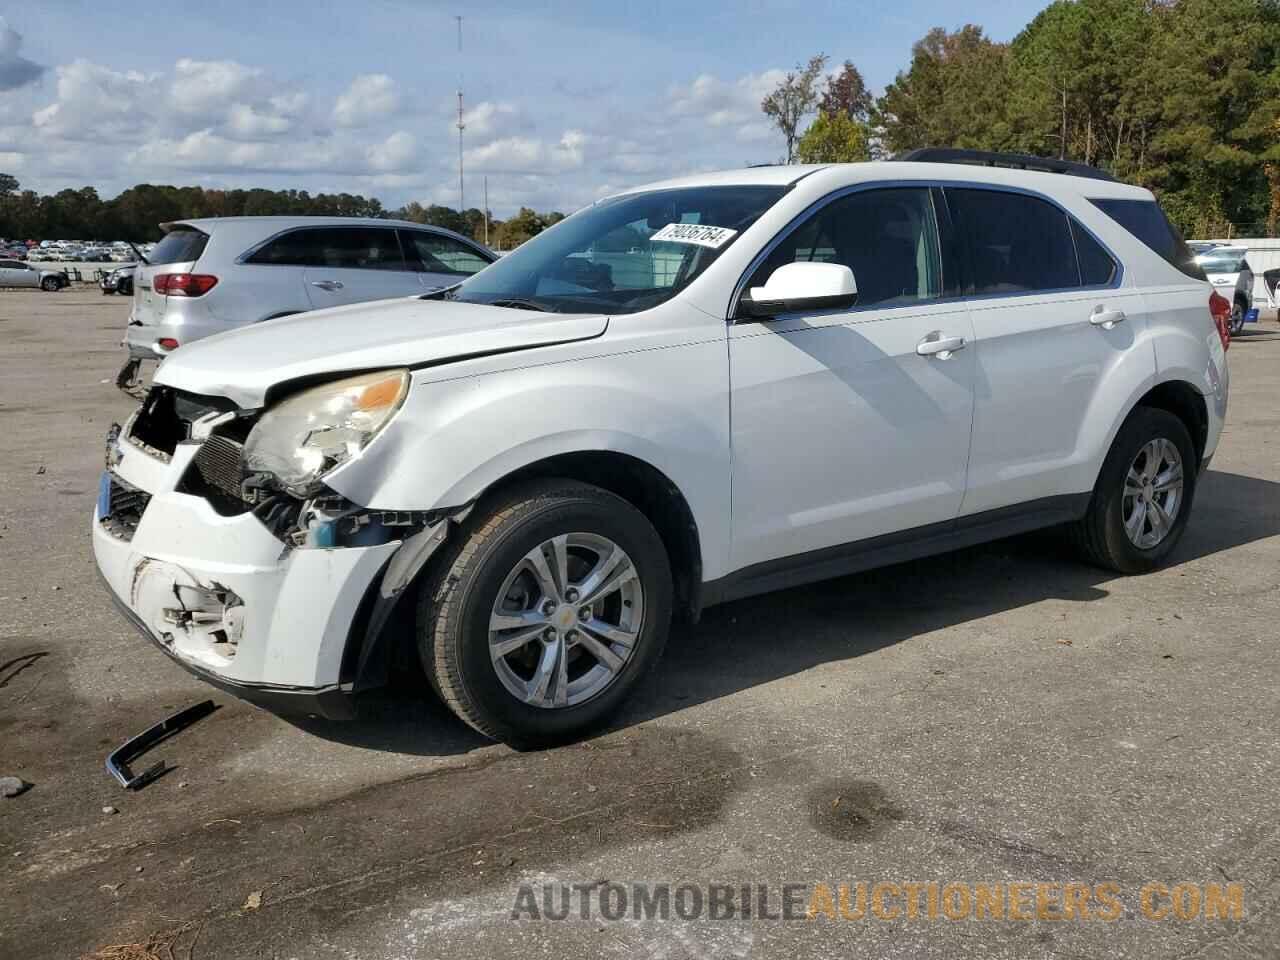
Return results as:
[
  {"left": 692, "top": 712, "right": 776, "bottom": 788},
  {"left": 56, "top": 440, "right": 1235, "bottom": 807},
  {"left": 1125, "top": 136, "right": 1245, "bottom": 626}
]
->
[
  {"left": 81, "top": 920, "right": 202, "bottom": 960},
  {"left": 0, "top": 776, "right": 31, "bottom": 798}
]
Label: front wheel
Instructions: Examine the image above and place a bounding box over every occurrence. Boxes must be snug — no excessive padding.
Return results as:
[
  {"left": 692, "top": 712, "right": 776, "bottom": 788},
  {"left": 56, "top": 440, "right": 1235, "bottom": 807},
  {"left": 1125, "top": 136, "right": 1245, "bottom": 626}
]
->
[
  {"left": 418, "top": 480, "right": 672, "bottom": 747},
  {"left": 1069, "top": 407, "right": 1197, "bottom": 574}
]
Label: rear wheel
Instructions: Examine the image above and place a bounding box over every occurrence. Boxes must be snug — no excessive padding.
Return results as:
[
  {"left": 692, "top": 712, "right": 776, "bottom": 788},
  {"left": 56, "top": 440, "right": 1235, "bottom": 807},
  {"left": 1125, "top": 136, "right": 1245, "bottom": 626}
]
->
[
  {"left": 40, "top": 276, "right": 60, "bottom": 292},
  {"left": 1069, "top": 407, "right": 1197, "bottom": 573},
  {"left": 418, "top": 480, "right": 672, "bottom": 747},
  {"left": 1229, "top": 300, "right": 1246, "bottom": 336}
]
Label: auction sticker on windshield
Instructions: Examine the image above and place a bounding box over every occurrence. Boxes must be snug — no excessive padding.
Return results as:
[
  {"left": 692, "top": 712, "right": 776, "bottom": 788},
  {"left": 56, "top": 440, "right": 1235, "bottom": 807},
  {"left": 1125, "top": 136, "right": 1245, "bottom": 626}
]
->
[{"left": 649, "top": 223, "right": 738, "bottom": 248}]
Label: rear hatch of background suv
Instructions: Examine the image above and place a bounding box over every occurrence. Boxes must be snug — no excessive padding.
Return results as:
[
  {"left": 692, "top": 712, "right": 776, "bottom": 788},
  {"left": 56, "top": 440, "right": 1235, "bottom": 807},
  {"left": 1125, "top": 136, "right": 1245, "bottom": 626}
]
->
[{"left": 130, "top": 223, "right": 210, "bottom": 329}]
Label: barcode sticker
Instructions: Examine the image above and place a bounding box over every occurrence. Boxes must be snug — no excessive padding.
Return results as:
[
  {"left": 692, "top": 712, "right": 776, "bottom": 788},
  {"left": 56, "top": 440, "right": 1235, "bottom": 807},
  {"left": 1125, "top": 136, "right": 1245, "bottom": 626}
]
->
[{"left": 649, "top": 223, "right": 738, "bottom": 249}]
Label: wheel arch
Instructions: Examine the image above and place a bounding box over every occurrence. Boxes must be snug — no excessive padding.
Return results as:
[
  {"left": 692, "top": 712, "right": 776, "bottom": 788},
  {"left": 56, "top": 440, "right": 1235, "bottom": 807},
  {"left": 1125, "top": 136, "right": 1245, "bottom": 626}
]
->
[
  {"left": 1132, "top": 379, "right": 1209, "bottom": 466},
  {"left": 472, "top": 450, "right": 705, "bottom": 623}
]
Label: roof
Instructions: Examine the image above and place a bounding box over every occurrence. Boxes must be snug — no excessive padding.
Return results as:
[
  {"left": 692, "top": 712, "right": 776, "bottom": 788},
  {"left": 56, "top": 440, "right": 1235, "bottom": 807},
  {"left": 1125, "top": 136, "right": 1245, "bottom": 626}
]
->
[
  {"left": 162, "top": 215, "right": 431, "bottom": 231},
  {"left": 609, "top": 160, "right": 1150, "bottom": 203}
]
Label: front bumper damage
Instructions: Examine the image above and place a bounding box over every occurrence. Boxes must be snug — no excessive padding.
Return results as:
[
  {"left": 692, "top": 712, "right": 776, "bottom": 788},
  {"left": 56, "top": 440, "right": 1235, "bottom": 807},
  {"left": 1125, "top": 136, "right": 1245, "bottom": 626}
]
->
[{"left": 93, "top": 399, "right": 458, "bottom": 720}]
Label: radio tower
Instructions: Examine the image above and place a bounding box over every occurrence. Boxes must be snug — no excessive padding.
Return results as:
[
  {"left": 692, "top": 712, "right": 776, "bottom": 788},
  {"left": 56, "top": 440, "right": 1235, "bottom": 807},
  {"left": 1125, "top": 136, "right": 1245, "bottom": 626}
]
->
[{"left": 455, "top": 15, "right": 465, "bottom": 213}]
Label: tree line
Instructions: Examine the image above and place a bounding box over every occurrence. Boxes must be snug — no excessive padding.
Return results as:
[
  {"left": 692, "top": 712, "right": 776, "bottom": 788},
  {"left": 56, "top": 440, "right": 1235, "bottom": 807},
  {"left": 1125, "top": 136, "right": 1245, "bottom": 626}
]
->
[
  {"left": 0, "top": 175, "right": 565, "bottom": 249},
  {"left": 763, "top": 0, "right": 1280, "bottom": 237}
]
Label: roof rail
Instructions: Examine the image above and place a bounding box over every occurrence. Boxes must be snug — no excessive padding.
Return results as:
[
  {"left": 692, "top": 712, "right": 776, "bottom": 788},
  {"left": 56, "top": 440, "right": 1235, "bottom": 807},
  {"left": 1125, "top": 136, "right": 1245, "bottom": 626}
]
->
[{"left": 894, "top": 148, "right": 1117, "bottom": 183}]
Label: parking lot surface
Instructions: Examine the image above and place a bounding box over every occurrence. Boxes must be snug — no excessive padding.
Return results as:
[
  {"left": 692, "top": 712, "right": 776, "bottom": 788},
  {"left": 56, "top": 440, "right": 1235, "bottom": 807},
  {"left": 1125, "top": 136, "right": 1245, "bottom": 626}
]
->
[{"left": 2, "top": 289, "right": 1278, "bottom": 959}]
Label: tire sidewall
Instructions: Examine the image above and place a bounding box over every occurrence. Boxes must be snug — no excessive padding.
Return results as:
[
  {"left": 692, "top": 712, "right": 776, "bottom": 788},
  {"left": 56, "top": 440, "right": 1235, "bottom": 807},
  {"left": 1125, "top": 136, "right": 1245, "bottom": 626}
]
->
[
  {"left": 446, "top": 495, "right": 671, "bottom": 745},
  {"left": 1098, "top": 409, "right": 1197, "bottom": 571}
]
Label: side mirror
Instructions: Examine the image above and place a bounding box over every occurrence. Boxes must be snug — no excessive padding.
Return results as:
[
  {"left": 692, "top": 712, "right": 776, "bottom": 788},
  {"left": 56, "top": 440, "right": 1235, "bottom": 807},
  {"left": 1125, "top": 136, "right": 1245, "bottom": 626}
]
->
[{"left": 738, "top": 261, "right": 857, "bottom": 319}]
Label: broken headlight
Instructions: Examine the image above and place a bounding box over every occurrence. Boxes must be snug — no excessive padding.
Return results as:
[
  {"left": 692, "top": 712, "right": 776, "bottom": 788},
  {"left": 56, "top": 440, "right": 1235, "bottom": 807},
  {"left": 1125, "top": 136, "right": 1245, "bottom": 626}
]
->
[{"left": 242, "top": 369, "right": 409, "bottom": 497}]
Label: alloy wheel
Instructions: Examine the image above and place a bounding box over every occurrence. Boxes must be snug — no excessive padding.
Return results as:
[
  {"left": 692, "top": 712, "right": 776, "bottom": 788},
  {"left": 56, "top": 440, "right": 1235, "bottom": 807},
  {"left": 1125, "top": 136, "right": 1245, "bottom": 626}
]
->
[
  {"left": 488, "top": 532, "right": 643, "bottom": 709},
  {"left": 1121, "top": 438, "right": 1184, "bottom": 549}
]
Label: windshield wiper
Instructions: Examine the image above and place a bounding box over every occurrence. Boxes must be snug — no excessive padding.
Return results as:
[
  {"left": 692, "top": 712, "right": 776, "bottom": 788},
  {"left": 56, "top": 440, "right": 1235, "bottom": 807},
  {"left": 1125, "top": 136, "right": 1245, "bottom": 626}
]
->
[{"left": 489, "top": 298, "right": 556, "bottom": 313}]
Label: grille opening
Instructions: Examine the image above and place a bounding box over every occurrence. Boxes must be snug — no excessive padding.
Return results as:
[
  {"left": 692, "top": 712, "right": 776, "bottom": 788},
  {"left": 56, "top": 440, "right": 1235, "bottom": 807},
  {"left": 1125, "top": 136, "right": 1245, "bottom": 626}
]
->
[
  {"left": 100, "top": 476, "right": 151, "bottom": 541},
  {"left": 129, "top": 387, "right": 238, "bottom": 455}
]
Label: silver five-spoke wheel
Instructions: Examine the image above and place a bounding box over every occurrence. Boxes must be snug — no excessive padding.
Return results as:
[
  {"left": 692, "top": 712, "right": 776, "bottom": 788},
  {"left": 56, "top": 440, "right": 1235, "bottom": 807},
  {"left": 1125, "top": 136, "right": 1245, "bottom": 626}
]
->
[
  {"left": 1122, "top": 438, "right": 1184, "bottom": 549},
  {"left": 488, "top": 532, "right": 644, "bottom": 709}
]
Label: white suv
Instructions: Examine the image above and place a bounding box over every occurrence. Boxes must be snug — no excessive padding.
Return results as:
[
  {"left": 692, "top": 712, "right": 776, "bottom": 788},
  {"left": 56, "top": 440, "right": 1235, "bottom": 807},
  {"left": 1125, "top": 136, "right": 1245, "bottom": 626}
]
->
[
  {"left": 120, "top": 216, "right": 495, "bottom": 383},
  {"left": 93, "top": 152, "right": 1229, "bottom": 747}
]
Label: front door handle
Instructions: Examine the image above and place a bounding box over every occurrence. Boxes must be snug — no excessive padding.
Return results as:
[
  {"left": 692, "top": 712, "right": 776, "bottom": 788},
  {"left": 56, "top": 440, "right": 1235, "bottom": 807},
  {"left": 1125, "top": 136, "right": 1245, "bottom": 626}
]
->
[
  {"left": 311, "top": 279, "right": 344, "bottom": 292},
  {"left": 916, "top": 332, "right": 967, "bottom": 359},
  {"left": 1090, "top": 307, "right": 1126, "bottom": 329}
]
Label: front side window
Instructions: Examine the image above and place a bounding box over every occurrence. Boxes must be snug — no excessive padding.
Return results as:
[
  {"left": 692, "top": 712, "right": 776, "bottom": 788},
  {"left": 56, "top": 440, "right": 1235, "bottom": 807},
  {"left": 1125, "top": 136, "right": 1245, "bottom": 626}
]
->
[
  {"left": 402, "top": 230, "right": 491, "bottom": 276},
  {"left": 247, "top": 227, "right": 406, "bottom": 270},
  {"left": 745, "top": 187, "right": 946, "bottom": 308},
  {"left": 444, "top": 185, "right": 786, "bottom": 314},
  {"left": 947, "top": 188, "right": 1079, "bottom": 295}
]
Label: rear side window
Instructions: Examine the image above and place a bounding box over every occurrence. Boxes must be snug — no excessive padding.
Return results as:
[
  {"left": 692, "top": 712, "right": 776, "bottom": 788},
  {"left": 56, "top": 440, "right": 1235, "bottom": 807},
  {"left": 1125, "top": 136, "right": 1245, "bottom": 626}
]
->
[
  {"left": 1090, "top": 198, "right": 1205, "bottom": 281},
  {"left": 1071, "top": 221, "right": 1118, "bottom": 287},
  {"left": 401, "top": 230, "right": 491, "bottom": 276},
  {"left": 245, "top": 227, "right": 406, "bottom": 270},
  {"left": 947, "top": 189, "right": 1078, "bottom": 294},
  {"left": 149, "top": 228, "right": 209, "bottom": 265}
]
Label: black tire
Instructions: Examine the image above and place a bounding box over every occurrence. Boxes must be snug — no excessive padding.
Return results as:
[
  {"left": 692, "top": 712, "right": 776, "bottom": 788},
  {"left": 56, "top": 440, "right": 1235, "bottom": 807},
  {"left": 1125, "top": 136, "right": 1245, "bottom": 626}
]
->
[
  {"left": 1229, "top": 300, "right": 1246, "bottom": 336},
  {"left": 417, "top": 479, "right": 672, "bottom": 747},
  {"left": 1069, "top": 406, "right": 1197, "bottom": 574},
  {"left": 41, "top": 276, "right": 60, "bottom": 292}
]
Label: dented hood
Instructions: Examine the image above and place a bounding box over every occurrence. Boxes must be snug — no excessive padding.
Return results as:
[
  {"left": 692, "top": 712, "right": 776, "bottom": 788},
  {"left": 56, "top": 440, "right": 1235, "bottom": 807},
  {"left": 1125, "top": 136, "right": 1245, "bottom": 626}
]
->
[{"left": 153, "top": 297, "right": 609, "bottom": 408}]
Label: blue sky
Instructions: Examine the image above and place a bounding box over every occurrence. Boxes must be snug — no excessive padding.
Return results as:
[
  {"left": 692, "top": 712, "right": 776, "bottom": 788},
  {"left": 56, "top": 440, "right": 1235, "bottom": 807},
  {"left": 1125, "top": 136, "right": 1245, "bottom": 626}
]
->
[{"left": 3, "top": 0, "right": 1052, "bottom": 216}]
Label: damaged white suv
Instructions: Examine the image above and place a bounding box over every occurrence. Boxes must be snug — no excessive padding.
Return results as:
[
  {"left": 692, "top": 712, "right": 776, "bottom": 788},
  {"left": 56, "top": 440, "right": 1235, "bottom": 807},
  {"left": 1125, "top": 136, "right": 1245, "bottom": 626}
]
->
[{"left": 94, "top": 152, "right": 1229, "bottom": 747}]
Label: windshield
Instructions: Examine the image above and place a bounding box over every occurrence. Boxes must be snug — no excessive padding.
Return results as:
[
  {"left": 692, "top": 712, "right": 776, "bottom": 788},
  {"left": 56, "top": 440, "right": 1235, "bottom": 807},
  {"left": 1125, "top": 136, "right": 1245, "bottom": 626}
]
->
[
  {"left": 1197, "top": 250, "right": 1247, "bottom": 274},
  {"left": 443, "top": 185, "right": 787, "bottom": 314}
]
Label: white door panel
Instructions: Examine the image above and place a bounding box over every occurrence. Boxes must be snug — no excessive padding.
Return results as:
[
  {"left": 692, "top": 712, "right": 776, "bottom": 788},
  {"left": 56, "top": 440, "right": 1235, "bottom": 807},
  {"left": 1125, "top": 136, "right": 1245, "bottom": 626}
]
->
[
  {"left": 729, "top": 302, "right": 975, "bottom": 570},
  {"left": 962, "top": 289, "right": 1149, "bottom": 515}
]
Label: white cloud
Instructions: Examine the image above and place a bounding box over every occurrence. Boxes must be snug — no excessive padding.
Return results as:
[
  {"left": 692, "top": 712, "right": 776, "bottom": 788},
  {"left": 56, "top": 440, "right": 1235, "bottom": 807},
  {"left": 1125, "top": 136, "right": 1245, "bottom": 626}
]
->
[
  {"left": 367, "top": 131, "right": 417, "bottom": 172},
  {"left": 667, "top": 69, "right": 786, "bottom": 129},
  {"left": 333, "top": 74, "right": 398, "bottom": 127},
  {"left": 459, "top": 101, "right": 522, "bottom": 139},
  {"left": 170, "top": 58, "right": 263, "bottom": 113},
  {"left": 0, "top": 17, "right": 44, "bottom": 91},
  {"left": 225, "top": 103, "right": 292, "bottom": 139},
  {"left": 32, "top": 60, "right": 158, "bottom": 141}
]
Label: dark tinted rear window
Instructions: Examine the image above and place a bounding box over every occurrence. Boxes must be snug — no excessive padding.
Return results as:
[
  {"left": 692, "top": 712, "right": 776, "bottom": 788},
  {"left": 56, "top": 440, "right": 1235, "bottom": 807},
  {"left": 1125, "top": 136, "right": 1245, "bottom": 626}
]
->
[
  {"left": 245, "top": 227, "right": 406, "bottom": 270},
  {"left": 1072, "top": 221, "right": 1118, "bottom": 287},
  {"left": 1090, "top": 199, "right": 1204, "bottom": 280},
  {"left": 947, "top": 188, "right": 1079, "bottom": 294},
  {"left": 149, "top": 228, "right": 209, "bottom": 265}
]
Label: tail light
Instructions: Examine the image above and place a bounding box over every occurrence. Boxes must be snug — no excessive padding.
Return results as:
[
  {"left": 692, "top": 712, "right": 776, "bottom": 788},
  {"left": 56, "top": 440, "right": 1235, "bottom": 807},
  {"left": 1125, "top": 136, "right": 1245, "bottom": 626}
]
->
[
  {"left": 153, "top": 273, "right": 218, "bottom": 297},
  {"left": 157, "top": 338, "right": 179, "bottom": 351},
  {"left": 1209, "top": 290, "right": 1231, "bottom": 352}
]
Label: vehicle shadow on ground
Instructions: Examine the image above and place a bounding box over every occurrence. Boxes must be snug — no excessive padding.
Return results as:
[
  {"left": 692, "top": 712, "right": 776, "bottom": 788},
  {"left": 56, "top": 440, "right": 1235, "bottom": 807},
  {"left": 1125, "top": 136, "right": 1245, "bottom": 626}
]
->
[{"left": 301, "top": 470, "right": 1279, "bottom": 755}]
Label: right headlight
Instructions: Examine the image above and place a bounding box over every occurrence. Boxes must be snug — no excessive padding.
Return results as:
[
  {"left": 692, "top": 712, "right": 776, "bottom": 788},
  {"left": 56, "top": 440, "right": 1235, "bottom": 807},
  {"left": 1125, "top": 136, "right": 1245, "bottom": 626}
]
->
[{"left": 242, "top": 369, "right": 409, "bottom": 497}]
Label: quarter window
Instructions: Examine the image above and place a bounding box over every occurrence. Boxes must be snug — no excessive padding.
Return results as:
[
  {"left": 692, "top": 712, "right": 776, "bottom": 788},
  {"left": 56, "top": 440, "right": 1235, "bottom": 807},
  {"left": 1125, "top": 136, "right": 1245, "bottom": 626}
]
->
[
  {"left": 746, "top": 187, "right": 946, "bottom": 308},
  {"left": 401, "top": 230, "right": 491, "bottom": 276},
  {"left": 946, "top": 188, "right": 1079, "bottom": 294},
  {"left": 1071, "top": 221, "right": 1118, "bottom": 287},
  {"left": 1091, "top": 198, "right": 1204, "bottom": 280},
  {"left": 246, "top": 227, "right": 406, "bottom": 270}
]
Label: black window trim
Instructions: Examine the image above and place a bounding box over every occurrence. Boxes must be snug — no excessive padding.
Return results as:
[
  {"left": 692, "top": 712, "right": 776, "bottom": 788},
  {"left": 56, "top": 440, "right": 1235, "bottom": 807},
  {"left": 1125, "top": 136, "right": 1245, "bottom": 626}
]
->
[
  {"left": 730, "top": 182, "right": 953, "bottom": 322},
  {"left": 729, "top": 179, "right": 1124, "bottom": 322},
  {"left": 236, "top": 223, "right": 486, "bottom": 269},
  {"left": 396, "top": 226, "right": 497, "bottom": 275}
]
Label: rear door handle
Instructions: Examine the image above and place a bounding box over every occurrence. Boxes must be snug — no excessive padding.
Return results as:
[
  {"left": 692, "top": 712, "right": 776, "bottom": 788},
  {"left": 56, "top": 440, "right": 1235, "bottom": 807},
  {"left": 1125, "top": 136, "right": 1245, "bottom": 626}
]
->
[
  {"left": 916, "top": 332, "right": 967, "bottom": 358},
  {"left": 1090, "top": 307, "right": 1125, "bottom": 328},
  {"left": 311, "top": 279, "right": 344, "bottom": 291}
]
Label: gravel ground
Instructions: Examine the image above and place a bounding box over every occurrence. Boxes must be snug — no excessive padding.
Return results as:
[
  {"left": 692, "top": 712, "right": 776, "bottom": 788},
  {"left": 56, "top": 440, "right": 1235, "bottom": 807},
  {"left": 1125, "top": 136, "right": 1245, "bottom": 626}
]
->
[{"left": 1, "top": 288, "right": 1278, "bottom": 959}]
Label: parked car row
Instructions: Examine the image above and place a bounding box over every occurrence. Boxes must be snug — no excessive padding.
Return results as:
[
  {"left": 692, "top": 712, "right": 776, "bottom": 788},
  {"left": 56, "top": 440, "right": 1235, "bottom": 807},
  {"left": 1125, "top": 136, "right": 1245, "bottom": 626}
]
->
[
  {"left": 93, "top": 152, "right": 1230, "bottom": 748},
  {"left": 0, "top": 258, "right": 69, "bottom": 291}
]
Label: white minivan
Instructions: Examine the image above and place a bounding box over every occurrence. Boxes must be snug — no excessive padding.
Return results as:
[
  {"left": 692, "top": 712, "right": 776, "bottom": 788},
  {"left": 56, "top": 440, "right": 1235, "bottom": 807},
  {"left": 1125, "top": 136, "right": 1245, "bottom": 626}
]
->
[{"left": 94, "top": 151, "right": 1230, "bottom": 747}]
